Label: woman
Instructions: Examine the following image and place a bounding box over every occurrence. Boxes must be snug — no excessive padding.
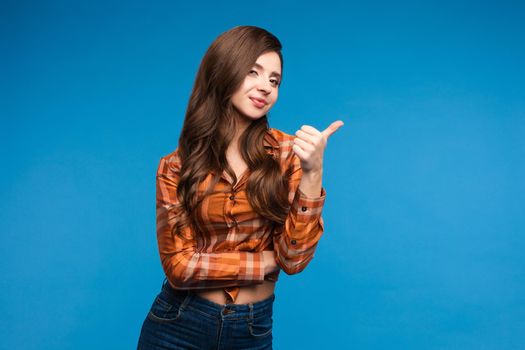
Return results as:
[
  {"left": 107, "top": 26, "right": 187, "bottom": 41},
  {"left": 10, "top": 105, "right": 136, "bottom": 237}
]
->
[{"left": 137, "top": 25, "right": 343, "bottom": 349}]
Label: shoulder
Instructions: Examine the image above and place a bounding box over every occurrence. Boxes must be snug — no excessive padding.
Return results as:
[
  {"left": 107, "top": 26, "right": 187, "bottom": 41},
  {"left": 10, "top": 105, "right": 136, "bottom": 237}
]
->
[
  {"left": 268, "top": 127, "right": 296, "bottom": 156},
  {"left": 268, "top": 127, "right": 299, "bottom": 169},
  {"left": 268, "top": 126, "right": 295, "bottom": 142},
  {"left": 157, "top": 148, "right": 182, "bottom": 175}
]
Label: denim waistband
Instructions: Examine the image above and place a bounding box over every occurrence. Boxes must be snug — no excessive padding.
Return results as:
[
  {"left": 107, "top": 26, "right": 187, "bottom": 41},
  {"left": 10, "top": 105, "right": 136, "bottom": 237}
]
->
[{"left": 159, "top": 278, "right": 275, "bottom": 319}]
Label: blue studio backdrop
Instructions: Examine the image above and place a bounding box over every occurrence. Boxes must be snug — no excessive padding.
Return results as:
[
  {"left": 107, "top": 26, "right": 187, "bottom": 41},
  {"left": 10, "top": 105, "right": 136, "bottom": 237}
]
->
[{"left": 1, "top": 1, "right": 524, "bottom": 349}]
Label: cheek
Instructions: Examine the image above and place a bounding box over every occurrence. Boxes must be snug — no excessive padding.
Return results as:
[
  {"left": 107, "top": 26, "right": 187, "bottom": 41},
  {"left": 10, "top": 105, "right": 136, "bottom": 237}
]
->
[
  {"left": 232, "top": 80, "right": 251, "bottom": 100},
  {"left": 241, "top": 78, "right": 255, "bottom": 91},
  {"left": 231, "top": 90, "right": 245, "bottom": 106},
  {"left": 271, "top": 91, "right": 279, "bottom": 104}
]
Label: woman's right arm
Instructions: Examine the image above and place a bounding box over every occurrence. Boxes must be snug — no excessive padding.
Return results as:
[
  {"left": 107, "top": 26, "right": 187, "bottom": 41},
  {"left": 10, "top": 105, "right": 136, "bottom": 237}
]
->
[{"left": 156, "top": 153, "right": 267, "bottom": 290}]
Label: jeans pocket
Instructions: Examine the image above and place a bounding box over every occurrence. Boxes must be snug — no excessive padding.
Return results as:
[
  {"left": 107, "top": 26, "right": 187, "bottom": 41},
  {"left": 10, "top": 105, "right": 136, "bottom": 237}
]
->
[
  {"left": 146, "top": 294, "right": 185, "bottom": 324},
  {"left": 247, "top": 313, "right": 273, "bottom": 337}
]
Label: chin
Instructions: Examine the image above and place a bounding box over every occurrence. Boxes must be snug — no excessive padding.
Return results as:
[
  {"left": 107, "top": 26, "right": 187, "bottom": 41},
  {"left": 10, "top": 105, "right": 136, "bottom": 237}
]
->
[{"left": 240, "top": 109, "right": 267, "bottom": 120}]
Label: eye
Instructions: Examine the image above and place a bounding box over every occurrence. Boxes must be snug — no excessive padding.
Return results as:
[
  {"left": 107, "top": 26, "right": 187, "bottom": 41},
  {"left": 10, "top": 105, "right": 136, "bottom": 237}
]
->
[
  {"left": 249, "top": 69, "right": 258, "bottom": 75},
  {"left": 270, "top": 79, "right": 280, "bottom": 87}
]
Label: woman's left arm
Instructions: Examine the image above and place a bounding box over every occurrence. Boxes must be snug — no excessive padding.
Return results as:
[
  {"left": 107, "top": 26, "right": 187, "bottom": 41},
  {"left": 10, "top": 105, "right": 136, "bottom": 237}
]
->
[{"left": 273, "top": 121, "right": 344, "bottom": 275}]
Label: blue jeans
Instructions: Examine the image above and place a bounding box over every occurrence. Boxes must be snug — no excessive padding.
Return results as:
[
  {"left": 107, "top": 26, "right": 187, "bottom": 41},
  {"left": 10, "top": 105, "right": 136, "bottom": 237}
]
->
[{"left": 137, "top": 278, "right": 275, "bottom": 349}]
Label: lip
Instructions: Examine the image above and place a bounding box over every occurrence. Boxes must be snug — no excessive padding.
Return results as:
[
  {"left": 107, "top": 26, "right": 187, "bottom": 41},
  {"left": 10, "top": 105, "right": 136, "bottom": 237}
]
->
[{"left": 250, "top": 97, "right": 268, "bottom": 105}]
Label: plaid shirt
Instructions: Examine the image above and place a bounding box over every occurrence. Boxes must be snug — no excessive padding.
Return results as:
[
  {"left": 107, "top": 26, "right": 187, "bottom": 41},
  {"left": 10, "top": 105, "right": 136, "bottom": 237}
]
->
[{"left": 156, "top": 127, "right": 327, "bottom": 304}]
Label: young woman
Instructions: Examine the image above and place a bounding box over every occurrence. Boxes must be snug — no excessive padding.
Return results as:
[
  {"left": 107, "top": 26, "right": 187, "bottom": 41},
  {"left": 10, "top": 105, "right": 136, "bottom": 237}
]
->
[{"left": 137, "top": 25, "right": 343, "bottom": 350}]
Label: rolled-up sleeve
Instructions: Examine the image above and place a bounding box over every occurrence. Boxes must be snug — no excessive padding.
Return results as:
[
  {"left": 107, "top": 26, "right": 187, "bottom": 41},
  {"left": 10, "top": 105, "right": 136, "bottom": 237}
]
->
[{"left": 273, "top": 150, "right": 327, "bottom": 275}]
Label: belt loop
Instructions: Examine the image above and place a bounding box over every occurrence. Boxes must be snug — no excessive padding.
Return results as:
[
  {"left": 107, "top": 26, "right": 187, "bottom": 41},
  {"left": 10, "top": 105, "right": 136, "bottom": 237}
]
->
[{"left": 248, "top": 302, "right": 254, "bottom": 323}]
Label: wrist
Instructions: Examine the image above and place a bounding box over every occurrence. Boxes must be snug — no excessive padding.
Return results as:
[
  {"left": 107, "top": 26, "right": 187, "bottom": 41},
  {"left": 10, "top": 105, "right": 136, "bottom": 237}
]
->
[
  {"left": 303, "top": 168, "right": 323, "bottom": 178},
  {"left": 299, "top": 169, "right": 323, "bottom": 197}
]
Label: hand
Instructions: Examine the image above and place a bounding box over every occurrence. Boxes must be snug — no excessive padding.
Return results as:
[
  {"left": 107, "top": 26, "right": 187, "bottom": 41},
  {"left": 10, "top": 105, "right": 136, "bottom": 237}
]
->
[
  {"left": 263, "top": 250, "right": 279, "bottom": 275},
  {"left": 292, "top": 120, "right": 345, "bottom": 173}
]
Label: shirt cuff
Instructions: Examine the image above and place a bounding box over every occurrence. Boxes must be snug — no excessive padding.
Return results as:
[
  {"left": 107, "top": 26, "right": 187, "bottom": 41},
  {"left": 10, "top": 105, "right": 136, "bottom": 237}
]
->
[
  {"left": 237, "top": 251, "right": 265, "bottom": 282},
  {"left": 293, "top": 186, "right": 327, "bottom": 222}
]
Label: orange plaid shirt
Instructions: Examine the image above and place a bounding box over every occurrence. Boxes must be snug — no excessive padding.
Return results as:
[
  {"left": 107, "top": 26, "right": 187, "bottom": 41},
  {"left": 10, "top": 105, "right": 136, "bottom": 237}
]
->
[{"left": 155, "top": 127, "right": 327, "bottom": 304}]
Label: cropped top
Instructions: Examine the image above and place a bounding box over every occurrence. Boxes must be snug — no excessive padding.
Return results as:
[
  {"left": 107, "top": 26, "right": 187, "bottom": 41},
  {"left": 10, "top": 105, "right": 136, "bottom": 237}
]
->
[{"left": 155, "top": 127, "right": 327, "bottom": 304}]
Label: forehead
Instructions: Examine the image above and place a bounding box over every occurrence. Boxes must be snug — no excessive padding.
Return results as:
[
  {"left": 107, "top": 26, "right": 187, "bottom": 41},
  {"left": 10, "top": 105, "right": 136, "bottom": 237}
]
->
[{"left": 254, "top": 51, "right": 282, "bottom": 76}]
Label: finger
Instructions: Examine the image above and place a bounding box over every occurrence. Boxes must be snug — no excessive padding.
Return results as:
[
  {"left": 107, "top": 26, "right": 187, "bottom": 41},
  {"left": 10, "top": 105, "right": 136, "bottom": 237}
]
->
[
  {"left": 295, "top": 130, "right": 316, "bottom": 145},
  {"left": 321, "top": 120, "right": 345, "bottom": 139},
  {"left": 300, "top": 125, "right": 322, "bottom": 136},
  {"left": 293, "top": 136, "right": 315, "bottom": 151},
  {"left": 292, "top": 143, "right": 307, "bottom": 161}
]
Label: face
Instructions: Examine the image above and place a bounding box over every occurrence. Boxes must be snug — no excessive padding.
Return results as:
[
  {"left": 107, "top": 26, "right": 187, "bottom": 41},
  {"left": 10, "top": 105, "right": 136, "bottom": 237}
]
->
[{"left": 230, "top": 51, "right": 282, "bottom": 123}]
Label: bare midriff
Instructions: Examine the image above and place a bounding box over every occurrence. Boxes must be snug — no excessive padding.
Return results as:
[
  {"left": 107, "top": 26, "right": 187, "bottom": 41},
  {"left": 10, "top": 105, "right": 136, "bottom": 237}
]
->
[{"left": 194, "top": 280, "right": 276, "bottom": 305}]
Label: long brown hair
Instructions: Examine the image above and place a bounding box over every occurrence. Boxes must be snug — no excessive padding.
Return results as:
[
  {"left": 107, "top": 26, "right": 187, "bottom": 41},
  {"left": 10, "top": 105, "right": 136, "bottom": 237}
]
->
[{"left": 174, "top": 25, "right": 291, "bottom": 240}]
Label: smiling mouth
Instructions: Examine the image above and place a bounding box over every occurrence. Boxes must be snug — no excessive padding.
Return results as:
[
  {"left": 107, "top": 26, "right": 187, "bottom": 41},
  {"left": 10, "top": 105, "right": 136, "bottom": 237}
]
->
[{"left": 250, "top": 97, "right": 267, "bottom": 108}]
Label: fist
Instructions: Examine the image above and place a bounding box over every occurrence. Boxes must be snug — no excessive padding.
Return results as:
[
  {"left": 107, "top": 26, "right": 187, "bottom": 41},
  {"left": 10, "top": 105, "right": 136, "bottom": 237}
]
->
[{"left": 292, "top": 120, "right": 344, "bottom": 173}]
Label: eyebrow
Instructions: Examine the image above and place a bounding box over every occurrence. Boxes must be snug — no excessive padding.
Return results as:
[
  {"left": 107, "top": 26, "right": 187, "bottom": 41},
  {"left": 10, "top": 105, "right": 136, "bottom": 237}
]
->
[{"left": 253, "top": 62, "right": 281, "bottom": 79}]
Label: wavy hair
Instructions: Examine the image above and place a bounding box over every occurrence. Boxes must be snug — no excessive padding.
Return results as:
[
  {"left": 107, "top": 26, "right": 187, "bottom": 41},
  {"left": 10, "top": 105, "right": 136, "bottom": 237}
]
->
[{"left": 173, "top": 25, "right": 291, "bottom": 240}]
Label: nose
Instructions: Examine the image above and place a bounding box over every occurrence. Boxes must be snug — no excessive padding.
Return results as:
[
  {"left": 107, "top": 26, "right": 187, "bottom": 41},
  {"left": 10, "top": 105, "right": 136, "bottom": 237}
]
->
[{"left": 257, "top": 77, "right": 272, "bottom": 94}]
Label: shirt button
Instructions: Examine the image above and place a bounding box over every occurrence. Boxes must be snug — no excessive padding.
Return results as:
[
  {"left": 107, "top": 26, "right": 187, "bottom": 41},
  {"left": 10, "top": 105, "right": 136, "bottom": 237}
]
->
[
  {"left": 230, "top": 195, "right": 235, "bottom": 200},
  {"left": 291, "top": 239, "right": 297, "bottom": 245},
  {"left": 301, "top": 206, "right": 307, "bottom": 212}
]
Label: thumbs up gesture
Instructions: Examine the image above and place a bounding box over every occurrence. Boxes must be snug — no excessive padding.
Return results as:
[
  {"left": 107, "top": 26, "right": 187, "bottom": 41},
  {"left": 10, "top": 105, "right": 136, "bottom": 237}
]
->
[{"left": 292, "top": 120, "right": 345, "bottom": 174}]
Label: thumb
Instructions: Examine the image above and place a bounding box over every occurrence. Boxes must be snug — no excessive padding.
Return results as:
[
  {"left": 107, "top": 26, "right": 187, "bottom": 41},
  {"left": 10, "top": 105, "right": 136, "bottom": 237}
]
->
[{"left": 321, "top": 120, "right": 345, "bottom": 139}]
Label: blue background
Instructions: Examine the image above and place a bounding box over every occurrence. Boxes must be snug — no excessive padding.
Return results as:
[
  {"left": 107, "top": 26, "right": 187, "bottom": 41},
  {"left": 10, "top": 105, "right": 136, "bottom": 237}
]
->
[{"left": 2, "top": 1, "right": 524, "bottom": 349}]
